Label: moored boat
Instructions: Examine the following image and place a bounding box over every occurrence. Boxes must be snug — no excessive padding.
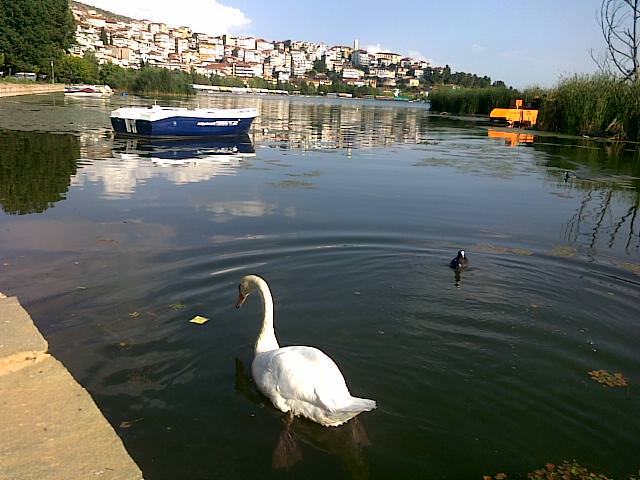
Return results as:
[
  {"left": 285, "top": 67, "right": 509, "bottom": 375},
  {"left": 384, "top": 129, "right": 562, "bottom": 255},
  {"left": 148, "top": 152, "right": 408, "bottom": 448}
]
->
[
  {"left": 64, "top": 84, "right": 113, "bottom": 96},
  {"left": 110, "top": 105, "right": 259, "bottom": 137}
]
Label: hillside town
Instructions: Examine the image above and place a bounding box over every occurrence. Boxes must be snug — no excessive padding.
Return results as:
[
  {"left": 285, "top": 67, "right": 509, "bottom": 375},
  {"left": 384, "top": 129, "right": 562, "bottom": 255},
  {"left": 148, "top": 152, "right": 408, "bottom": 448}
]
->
[{"left": 70, "top": 2, "right": 435, "bottom": 92}]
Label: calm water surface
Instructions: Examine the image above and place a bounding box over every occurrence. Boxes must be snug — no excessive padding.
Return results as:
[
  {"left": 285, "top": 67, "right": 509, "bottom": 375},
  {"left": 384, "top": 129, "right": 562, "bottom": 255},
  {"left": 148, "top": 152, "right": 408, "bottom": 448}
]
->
[{"left": 1, "top": 94, "right": 639, "bottom": 479}]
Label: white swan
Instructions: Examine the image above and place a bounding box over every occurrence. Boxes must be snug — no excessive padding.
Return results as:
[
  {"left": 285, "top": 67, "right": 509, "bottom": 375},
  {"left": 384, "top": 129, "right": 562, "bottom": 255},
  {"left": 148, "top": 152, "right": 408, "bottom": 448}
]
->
[{"left": 235, "top": 274, "right": 376, "bottom": 427}]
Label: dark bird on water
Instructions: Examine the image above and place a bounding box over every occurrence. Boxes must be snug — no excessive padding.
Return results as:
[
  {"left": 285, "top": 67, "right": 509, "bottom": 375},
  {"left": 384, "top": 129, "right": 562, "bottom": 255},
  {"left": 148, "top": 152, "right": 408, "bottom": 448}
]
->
[{"left": 450, "top": 250, "right": 468, "bottom": 269}]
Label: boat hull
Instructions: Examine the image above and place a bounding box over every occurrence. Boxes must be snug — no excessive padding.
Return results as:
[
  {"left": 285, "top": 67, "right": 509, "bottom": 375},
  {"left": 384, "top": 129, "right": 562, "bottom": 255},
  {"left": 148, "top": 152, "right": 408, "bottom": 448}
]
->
[{"left": 111, "top": 115, "right": 255, "bottom": 137}]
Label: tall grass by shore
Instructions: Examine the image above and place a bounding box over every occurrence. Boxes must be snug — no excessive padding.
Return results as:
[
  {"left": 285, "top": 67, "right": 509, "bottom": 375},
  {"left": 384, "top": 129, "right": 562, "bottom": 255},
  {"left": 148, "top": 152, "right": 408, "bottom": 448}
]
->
[
  {"left": 428, "top": 86, "right": 521, "bottom": 115},
  {"left": 429, "top": 75, "right": 640, "bottom": 142},
  {"left": 538, "top": 75, "right": 640, "bottom": 141}
]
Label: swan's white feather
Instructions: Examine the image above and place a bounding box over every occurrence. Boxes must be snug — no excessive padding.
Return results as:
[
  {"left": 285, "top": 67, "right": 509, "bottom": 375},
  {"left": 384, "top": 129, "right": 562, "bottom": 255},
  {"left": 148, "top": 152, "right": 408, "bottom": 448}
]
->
[
  {"left": 252, "top": 346, "right": 375, "bottom": 426},
  {"left": 238, "top": 275, "right": 376, "bottom": 427}
]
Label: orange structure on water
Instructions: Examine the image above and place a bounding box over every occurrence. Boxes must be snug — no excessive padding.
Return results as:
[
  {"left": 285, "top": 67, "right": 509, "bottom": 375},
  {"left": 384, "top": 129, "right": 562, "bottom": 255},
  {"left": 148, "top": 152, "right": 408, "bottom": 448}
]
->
[{"left": 489, "top": 99, "right": 540, "bottom": 127}]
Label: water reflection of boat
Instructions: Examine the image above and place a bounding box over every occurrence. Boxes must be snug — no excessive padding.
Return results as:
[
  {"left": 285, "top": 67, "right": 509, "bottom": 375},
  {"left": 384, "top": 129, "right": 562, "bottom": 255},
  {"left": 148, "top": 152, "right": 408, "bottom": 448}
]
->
[
  {"left": 234, "top": 358, "right": 370, "bottom": 479},
  {"left": 487, "top": 128, "right": 535, "bottom": 147},
  {"left": 112, "top": 135, "right": 255, "bottom": 163}
]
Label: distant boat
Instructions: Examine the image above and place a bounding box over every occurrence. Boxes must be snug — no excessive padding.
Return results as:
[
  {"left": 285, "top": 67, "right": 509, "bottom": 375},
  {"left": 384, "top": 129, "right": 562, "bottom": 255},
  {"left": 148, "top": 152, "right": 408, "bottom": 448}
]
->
[
  {"left": 110, "top": 105, "right": 259, "bottom": 137},
  {"left": 64, "top": 84, "right": 113, "bottom": 96}
]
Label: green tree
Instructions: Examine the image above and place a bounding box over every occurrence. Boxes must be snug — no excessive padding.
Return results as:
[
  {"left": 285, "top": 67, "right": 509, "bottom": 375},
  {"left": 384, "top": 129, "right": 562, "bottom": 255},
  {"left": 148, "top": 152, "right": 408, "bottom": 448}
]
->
[
  {"left": 0, "top": 0, "right": 75, "bottom": 73},
  {"left": 55, "top": 55, "right": 97, "bottom": 84},
  {"left": 313, "top": 59, "right": 327, "bottom": 73},
  {"left": 210, "top": 74, "right": 245, "bottom": 87},
  {"left": 131, "top": 66, "right": 194, "bottom": 95},
  {"left": 100, "top": 27, "right": 109, "bottom": 46},
  {"left": 248, "top": 77, "right": 275, "bottom": 89},
  {"left": 99, "top": 61, "right": 134, "bottom": 89},
  {"left": 83, "top": 51, "right": 99, "bottom": 81},
  {"left": 299, "top": 81, "right": 317, "bottom": 95}
]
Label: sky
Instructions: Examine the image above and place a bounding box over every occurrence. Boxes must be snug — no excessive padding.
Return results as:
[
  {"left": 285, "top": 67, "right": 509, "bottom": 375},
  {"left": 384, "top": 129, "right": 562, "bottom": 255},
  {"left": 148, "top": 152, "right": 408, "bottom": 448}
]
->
[{"left": 83, "top": 0, "right": 607, "bottom": 88}]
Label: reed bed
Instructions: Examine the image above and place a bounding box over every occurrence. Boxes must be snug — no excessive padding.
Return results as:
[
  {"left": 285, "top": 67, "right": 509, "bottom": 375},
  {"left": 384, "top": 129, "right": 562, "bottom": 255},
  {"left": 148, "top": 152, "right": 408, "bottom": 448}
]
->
[
  {"left": 428, "top": 86, "right": 521, "bottom": 115},
  {"left": 429, "top": 75, "right": 640, "bottom": 142},
  {"left": 538, "top": 75, "right": 640, "bottom": 141}
]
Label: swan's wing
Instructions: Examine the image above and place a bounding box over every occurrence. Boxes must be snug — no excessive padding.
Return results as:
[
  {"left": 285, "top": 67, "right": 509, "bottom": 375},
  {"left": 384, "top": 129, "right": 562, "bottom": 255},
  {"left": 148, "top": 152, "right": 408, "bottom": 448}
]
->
[{"left": 255, "top": 346, "right": 351, "bottom": 411}]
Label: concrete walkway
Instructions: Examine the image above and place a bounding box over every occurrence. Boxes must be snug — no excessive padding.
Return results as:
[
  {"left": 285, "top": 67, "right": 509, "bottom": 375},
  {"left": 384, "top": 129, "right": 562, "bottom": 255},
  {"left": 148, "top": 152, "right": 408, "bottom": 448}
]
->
[
  {"left": 0, "top": 83, "right": 63, "bottom": 97},
  {"left": 0, "top": 293, "right": 143, "bottom": 480}
]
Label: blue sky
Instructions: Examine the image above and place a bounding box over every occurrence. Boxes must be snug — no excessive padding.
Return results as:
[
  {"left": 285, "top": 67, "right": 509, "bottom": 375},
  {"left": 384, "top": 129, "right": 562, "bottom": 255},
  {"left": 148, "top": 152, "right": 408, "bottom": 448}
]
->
[{"left": 86, "top": 0, "right": 606, "bottom": 88}]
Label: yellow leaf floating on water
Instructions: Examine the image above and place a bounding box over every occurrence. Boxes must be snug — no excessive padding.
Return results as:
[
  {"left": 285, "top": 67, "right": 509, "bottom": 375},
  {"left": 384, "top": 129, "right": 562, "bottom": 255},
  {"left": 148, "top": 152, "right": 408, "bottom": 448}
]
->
[
  {"left": 189, "top": 315, "right": 209, "bottom": 325},
  {"left": 588, "top": 369, "right": 628, "bottom": 387},
  {"left": 119, "top": 418, "right": 143, "bottom": 429}
]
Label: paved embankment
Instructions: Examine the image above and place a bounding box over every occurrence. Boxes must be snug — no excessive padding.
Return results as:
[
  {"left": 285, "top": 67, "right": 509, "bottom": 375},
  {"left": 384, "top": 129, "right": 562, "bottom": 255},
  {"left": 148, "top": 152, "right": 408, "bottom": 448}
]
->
[
  {"left": 0, "top": 83, "right": 63, "bottom": 97},
  {"left": 0, "top": 293, "right": 143, "bottom": 480}
]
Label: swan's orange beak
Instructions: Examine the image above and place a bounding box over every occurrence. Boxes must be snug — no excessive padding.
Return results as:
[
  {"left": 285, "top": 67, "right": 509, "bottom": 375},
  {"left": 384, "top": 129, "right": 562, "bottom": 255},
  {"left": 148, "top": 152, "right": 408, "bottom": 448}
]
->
[{"left": 235, "top": 290, "right": 247, "bottom": 309}]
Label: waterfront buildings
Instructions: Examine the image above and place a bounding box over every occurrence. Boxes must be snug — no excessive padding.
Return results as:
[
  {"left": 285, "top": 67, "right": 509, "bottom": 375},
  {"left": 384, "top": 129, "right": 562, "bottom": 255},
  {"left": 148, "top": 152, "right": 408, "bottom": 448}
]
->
[{"left": 70, "top": 2, "right": 432, "bottom": 91}]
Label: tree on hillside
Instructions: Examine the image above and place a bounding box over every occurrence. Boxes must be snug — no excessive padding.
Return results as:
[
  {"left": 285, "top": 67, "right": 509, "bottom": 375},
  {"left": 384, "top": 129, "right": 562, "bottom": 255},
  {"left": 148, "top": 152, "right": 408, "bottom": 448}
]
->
[
  {"left": 593, "top": 0, "right": 639, "bottom": 81},
  {"left": 0, "top": 0, "right": 75, "bottom": 73},
  {"left": 313, "top": 59, "right": 327, "bottom": 73},
  {"left": 100, "top": 28, "right": 109, "bottom": 46}
]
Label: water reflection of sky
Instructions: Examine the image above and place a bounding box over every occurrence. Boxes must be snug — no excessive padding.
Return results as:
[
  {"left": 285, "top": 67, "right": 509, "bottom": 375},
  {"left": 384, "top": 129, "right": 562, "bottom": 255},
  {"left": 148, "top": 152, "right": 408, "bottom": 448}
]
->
[
  {"left": 73, "top": 137, "right": 255, "bottom": 198},
  {"left": 2, "top": 94, "right": 639, "bottom": 260},
  {"left": 1, "top": 95, "right": 640, "bottom": 480}
]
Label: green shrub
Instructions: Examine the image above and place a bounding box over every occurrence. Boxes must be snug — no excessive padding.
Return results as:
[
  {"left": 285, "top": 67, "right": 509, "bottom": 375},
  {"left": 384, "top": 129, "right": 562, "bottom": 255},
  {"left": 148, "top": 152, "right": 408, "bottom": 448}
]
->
[{"left": 131, "top": 67, "right": 194, "bottom": 95}]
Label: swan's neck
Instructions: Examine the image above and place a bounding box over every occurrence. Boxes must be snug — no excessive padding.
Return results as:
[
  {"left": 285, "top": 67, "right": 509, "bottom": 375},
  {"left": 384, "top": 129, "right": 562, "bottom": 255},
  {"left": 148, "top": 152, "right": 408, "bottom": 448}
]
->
[{"left": 253, "top": 277, "right": 279, "bottom": 355}]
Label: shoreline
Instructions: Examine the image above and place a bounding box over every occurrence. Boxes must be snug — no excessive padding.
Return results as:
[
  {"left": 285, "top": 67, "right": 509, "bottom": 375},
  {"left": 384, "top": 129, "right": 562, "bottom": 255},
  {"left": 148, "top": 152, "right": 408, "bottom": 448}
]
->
[
  {"left": 0, "top": 83, "right": 64, "bottom": 97},
  {"left": 0, "top": 292, "right": 144, "bottom": 479}
]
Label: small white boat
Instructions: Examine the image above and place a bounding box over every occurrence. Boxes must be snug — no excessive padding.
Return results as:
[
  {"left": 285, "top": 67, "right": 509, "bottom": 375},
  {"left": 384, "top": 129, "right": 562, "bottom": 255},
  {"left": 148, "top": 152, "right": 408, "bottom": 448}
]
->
[
  {"left": 110, "top": 105, "right": 259, "bottom": 137},
  {"left": 64, "top": 84, "right": 113, "bottom": 96}
]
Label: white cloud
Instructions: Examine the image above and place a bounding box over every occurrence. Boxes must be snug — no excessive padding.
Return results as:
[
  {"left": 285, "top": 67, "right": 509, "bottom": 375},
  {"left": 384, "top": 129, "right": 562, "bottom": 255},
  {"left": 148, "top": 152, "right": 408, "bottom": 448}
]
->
[
  {"left": 407, "top": 50, "right": 430, "bottom": 62},
  {"left": 365, "top": 44, "right": 387, "bottom": 54},
  {"left": 82, "top": 0, "right": 251, "bottom": 35}
]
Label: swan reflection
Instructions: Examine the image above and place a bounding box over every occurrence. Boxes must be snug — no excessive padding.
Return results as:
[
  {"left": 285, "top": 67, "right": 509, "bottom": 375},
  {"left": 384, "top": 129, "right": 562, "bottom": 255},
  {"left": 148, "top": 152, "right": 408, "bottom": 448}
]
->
[{"left": 234, "top": 358, "right": 371, "bottom": 479}]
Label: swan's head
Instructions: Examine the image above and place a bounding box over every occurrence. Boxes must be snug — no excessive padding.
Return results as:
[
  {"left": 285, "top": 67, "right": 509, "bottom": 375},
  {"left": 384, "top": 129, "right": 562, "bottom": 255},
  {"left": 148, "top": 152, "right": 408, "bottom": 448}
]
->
[{"left": 235, "top": 274, "right": 262, "bottom": 309}]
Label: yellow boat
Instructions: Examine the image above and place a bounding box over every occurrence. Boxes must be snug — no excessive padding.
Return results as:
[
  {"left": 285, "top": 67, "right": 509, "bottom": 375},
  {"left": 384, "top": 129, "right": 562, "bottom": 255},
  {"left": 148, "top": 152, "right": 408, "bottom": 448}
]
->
[{"left": 489, "top": 99, "right": 539, "bottom": 127}]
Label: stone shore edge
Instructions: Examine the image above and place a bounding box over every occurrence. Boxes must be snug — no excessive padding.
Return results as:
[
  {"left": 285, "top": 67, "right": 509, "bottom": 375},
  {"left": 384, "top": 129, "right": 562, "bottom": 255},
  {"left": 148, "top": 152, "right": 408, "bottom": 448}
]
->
[
  {"left": 0, "top": 84, "right": 64, "bottom": 97},
  {"left": 0, "top": 292, "right": 144, "bottom": 480}
]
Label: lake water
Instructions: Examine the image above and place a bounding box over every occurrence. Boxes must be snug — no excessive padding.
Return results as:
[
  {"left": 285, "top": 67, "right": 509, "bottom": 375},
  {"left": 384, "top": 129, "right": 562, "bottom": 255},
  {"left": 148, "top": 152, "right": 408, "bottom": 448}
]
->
[{"left": 0, "top": 93, "right": 638, "bottom": 479}]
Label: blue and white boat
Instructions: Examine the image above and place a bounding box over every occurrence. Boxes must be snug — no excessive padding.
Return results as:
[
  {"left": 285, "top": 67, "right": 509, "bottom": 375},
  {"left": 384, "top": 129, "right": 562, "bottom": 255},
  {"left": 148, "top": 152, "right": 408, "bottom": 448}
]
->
[{"left": 110, "top": 105, "right": 258, "bottom": 137}]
